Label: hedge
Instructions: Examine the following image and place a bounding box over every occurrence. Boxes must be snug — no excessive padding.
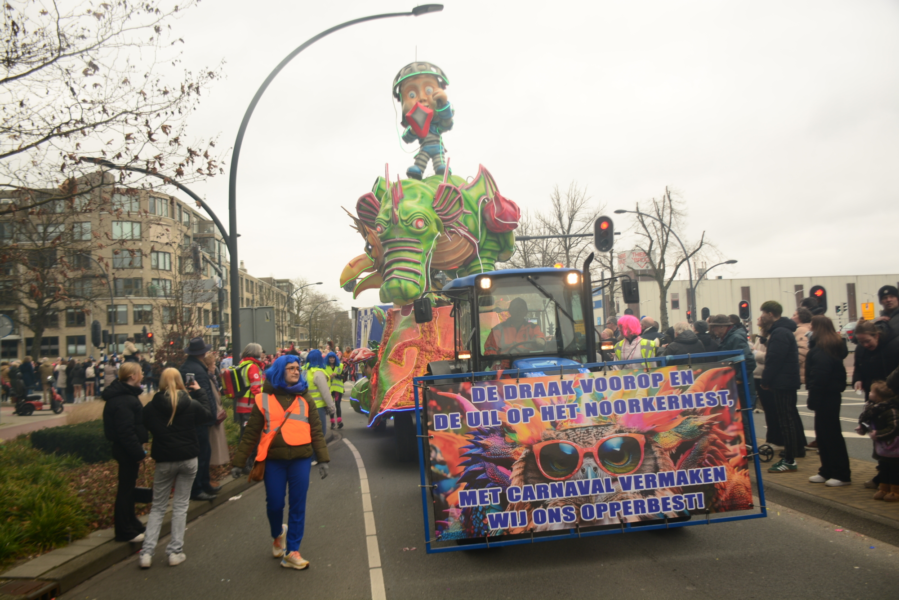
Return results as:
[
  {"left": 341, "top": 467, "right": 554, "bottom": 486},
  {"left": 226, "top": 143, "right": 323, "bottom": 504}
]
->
[{"left": 31, "top": 420, "right": 113, "bottom": 464}]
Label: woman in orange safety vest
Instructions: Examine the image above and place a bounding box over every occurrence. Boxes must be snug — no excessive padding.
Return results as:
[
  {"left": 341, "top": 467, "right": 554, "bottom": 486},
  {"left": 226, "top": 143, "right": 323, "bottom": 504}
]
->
[{"left": 231, "top": 354, "right": 330, "bottom": 570}]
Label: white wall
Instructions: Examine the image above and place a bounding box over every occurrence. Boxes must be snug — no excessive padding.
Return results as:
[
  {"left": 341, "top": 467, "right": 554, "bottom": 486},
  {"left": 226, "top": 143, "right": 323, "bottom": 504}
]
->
[{"left": 624, "top": 274, "right": 899, "bottom": 332}]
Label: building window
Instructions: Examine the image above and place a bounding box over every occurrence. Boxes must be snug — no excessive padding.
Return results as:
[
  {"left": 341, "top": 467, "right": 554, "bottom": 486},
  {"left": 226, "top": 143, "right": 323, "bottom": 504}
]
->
[
  {"left": 23, "top": 336, "right": 59, "bottom": 358},
  {"left": 113, "top": 249, "right": 142, "bottom": 269},
  {"left": 0, "top": 222, "right": 13, "bottom": 243},
  {"left": 183, "top": 307, "right": 192, "bottom": 322},
  {"left": 35, "top": 224, "right": 64, "bottom": 240},
  {"left": 162, "top": 306, "right": 176, "bottom": 324},
  {"left": 66, "top": 335, "right": 86, "bottom": 356},
  {"left": 70, "top": 279, "right": 93, "bottom": 297},
  {"left": 66, "top": 252, "right": 93, "bottom": 270},
  {"left": 114, "top": 278, "right": 142, "bottom": 297},
  {"left": 149, "top": 278, "right": 171, "bottom": 297},
  {"left": 203, "top": 309, "right": 210, "bottom": 326},
  {"left": 671, "top": 293, "right": 680, "bottom": 310},
  {"left": 176, "top": 204, "right": 182, "bottom": 222},
  {"left": 151, "top": 251, "right": 171, "bottom": 271},
  {"left": 107, "top": 305, "right": 128, "bottom": 325},
  {"left": 28, "top": 248, "right": 57, "bottom": 269},
  {"left": 66, "top": 308, "right": 86, "bottom": 327},
  {"left": 29, "top": 312, "right": 58, "bottom": 329},
  {"left": 112, "top": 192, "right": 140, "bottom": 213},
  {"left": 1, "top": 339, "right": 19, "bottom": 360},
  {"left": 133, "top": 304, "right": 153, "bottom": 324},
  {"left": 112, "top": 333, "right": 128, "bottom": 354},
  {"left": 72, "top": 222, "right": 91, "bottom": 241},
  {"left": 112, "top": 221, "right": 141, "bottom": 240},
  {"left": 149, "top": 196, "right": 170, "bottom": 218},
  {"left": 182, "top": 210, "right": 191, "bottom": 229}
]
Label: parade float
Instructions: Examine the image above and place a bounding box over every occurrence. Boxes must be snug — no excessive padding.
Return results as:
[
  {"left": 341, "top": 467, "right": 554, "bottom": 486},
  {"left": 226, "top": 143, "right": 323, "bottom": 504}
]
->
[{"left": 340, "top": 61, "right": 767, "bottom": 552}]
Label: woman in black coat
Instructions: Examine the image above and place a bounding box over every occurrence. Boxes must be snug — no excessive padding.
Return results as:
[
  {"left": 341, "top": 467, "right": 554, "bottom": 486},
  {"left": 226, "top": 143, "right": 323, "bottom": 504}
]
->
[
  {"left": 101, "top": 362, "right": 149, "bottom": 542},
  {"left": 138, "top": 367, "right": 212, "bottom": 568},
  {"left": 805, "top": 316, "right": 850, "bottom": 486},
  {"left": 853, "top": 320, "right": 899, "bottom": 399}
]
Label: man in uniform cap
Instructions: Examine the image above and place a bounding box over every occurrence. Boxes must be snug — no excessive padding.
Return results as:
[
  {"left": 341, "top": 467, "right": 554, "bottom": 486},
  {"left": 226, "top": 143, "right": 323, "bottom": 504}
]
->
[{"left": 876, "top": 285, "right": 899, "bottom": 341}]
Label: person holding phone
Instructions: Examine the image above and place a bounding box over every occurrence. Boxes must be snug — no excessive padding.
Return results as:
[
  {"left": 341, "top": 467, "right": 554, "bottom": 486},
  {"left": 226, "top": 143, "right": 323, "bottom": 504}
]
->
[{"left": 180, "top": 338, "right": 219, "bottom": 501}]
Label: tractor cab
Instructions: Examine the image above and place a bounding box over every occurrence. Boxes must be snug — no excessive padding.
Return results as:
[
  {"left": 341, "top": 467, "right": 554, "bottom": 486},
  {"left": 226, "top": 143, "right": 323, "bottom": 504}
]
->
[{"left": 433, "top": 267, "right": 597, "bottom": 377}]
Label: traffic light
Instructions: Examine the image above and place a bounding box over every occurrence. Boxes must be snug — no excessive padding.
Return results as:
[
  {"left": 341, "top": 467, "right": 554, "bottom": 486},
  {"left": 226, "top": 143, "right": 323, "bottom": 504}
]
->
[
  {"left": 809, "top": 285, "right": 827, "bottom": 314},
  {"left": 594, "top": 216, "right": 615, "bottom": 253},
  {"left": 621, "top": 280, "right": 639, "bottom": 304},
  {"left": 168, "top": 340, "right": 175, "bottom": 346},
  {"left": 91, "top": 320, "right": 102, "bottom": 348},
  {"left": 146, "top": 331, "right": 154, "bottom": 344},
  {"left": 701, "top": 307, "right": 710, "bottom": 321},
  {"left": 686, "top": 310, "right": 693, "bottom": 322},
  {"left": 739, "top": 300, "right": 750, "bottom": 320}
]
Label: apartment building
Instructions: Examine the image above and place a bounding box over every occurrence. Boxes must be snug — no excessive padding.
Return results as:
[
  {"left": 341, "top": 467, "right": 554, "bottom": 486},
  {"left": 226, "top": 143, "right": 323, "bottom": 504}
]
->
[{"left": 0, "top": 176, "right": 301, "bottom": 360}]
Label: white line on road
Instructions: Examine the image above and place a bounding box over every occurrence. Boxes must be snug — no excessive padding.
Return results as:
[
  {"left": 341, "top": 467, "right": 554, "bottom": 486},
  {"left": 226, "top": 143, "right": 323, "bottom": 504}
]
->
[{"left": 343, "top": 438, "right": 386, "bottom": 600}]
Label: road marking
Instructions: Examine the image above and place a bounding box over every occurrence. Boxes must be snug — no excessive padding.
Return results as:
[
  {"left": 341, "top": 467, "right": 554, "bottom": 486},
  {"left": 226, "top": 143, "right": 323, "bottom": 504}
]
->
[
  {"left": 797, "top": 410, "right": 859, "bottom": 424},
  {"left": 343, "top": 438, "right": 386, "bottom": 600},
  {"left": 802, "top": 429, "right": 864, "bottom": 439}
]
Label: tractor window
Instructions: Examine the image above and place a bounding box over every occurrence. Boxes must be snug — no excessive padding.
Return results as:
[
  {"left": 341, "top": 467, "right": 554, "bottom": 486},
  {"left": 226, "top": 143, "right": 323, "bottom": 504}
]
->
[
  {"left": 477, "top": 274, "right": 587, "bottom": 359},
  {"left": 454, "top": 299, "right": 473, "bottom": 358}
]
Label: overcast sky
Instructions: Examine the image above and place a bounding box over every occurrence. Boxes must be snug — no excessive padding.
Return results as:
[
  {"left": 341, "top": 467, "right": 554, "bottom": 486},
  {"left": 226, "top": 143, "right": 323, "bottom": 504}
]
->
[{"left": 166, "top": 0, "right": 899, "bottom": 311}]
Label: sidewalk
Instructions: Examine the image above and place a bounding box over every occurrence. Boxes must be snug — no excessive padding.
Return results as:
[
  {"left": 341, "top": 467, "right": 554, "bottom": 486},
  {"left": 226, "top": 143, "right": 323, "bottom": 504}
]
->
[
  {"left": 757, "top": 441, "right": 899, "bottom": 546},
  {"left": 0, "top": 473, "right": 254, "bottom": 597}
]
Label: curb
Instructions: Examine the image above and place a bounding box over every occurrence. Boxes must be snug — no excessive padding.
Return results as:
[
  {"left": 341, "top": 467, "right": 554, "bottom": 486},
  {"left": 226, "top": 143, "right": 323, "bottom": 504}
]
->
[
  {"left": 762, "top": 478, "right": 899, "bottom": 547},
  {"left": 0, "top": 474, "right": 256, "bottom": 595}
]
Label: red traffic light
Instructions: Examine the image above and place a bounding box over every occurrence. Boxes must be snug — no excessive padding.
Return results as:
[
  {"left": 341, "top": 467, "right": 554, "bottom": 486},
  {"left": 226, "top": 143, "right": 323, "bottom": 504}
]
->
[
  {"left": 146, "top": 332, "right": 153, "bottom": 339},
  {"left": 813, "top": 288, "right": 824, "bottom": 297},
  {"left": 599, "top": 221, "right": 609, "bottom": 230}
]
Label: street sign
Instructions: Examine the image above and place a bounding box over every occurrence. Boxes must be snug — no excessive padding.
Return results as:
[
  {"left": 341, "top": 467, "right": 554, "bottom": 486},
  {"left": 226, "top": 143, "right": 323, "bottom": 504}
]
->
[
  {"left": 205, "top": 324, "right": 220, "bottom": 329},
  {"left": 861, "top": 302, "right": 875, "bottom": 320}
]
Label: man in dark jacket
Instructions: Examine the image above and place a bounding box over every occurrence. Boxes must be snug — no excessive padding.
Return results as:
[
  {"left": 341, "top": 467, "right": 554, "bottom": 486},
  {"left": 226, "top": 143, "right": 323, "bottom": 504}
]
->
[
  {"left": 709, "top": 314, "right": 758, "bottom": 410},
  {"left": 876, "top": 285, "right": 899, "bottom": 341},
  {"left": 641, "top": 317, "right": 662, "bottom": 342},
  {"left": 758, "top": 301, "right": 802, "bottom": 473},
  {"left": 661, "top": 322, "right": 706, "bottom": 365},
  {"left": 101, "top": 363, "right": 149, "bottom": 542},
  {"left": 180, "top": 337, "right": 218, "bottom": 501},
  {"left": 693, "top": 321, "right": 719, "bottom": 353}
]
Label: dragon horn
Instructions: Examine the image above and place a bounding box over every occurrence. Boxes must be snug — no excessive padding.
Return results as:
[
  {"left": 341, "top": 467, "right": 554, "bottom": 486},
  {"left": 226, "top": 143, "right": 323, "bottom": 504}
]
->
[{"left": 442, "top": 157, "right": 451, "bottom": 184}]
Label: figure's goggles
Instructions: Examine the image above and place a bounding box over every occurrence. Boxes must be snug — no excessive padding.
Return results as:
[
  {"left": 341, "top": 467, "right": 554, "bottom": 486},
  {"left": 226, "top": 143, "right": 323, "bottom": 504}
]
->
[{"left": 532, "top": 434, "right": 646, "bottom": 481}]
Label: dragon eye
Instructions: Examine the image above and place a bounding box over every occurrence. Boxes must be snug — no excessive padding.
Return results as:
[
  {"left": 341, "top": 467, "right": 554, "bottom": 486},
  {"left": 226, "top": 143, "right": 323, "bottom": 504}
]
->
[
  {"left": 376, "top": 224, "right": 385, "bottom": 234},
  {"left": 413, "top": 218, "right": 426, "bottom": 229}
]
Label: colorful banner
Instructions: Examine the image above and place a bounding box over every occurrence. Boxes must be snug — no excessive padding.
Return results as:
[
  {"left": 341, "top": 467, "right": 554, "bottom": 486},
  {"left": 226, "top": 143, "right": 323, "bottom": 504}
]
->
[{"left": 423, "top": 362, "right": 753, "bottom": 541}]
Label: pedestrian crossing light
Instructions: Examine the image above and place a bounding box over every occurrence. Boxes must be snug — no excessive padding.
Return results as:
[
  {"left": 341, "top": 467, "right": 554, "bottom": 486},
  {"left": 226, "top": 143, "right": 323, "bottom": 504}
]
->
[
  {"left": 738, "top": 300, "right": 750, "bottom": 320},
  {"left": 594, "top": 216, "right": 615, "bottom": 253},
  {"left": 809, "top": 285, "right": 827, "bottom": 314}
]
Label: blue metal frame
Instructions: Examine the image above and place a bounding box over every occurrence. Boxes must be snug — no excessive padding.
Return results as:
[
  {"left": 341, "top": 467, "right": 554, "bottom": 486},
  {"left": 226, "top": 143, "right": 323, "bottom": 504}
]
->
[{"left": 412, "top": 350, "right": 768, "bottom": 554}]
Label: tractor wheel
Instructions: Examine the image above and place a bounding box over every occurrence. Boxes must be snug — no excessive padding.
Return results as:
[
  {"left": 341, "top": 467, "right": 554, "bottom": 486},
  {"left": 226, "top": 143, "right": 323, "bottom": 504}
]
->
[{"left": 393, "top": 411, "right": 418, "bottom": 462}]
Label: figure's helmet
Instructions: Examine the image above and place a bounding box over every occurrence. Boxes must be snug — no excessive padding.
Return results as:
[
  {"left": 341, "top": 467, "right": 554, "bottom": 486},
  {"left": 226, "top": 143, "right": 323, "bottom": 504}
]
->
[{"left": 392, "top": 62, "right": 450, "bottom": 101}]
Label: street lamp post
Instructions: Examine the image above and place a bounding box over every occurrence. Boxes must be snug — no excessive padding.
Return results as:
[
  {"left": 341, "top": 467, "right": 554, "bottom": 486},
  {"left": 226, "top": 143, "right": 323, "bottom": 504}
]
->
[
  {"left": 307, "top": 300, "right": 335, "bottom": 349},
  {"left": 227, "top": 5, "right": 443, "bottom": 358},
  {"left": 691, "top": 260, "right": 737, "bottom": 315},
  {"left": 614, "top": 208, "right": 695, "bottom": 316}
]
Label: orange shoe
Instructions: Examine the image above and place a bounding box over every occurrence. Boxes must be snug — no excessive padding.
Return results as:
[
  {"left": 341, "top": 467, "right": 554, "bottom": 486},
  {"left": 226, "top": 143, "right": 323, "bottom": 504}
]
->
[
  {"left": 281, "top": 551, "right": 309, "bottom": 570},
  {"left": 873, "top": 483, "right": 890, "bottom": 500},
  {"left": 885, "top": 485, "right": 899, "bottom": 503},
  {"left": 272, "top": 524, "right": 287, "bottom": 558}
]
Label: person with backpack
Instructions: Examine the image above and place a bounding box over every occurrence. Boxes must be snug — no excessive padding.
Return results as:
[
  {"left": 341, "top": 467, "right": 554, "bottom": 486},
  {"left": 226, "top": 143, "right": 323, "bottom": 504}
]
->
[
  {"left": 224, "top": 343, "right": 267, "bottom": 472},
  {"left": 139, "top": 368, "right": 213, "bottom": 568}
]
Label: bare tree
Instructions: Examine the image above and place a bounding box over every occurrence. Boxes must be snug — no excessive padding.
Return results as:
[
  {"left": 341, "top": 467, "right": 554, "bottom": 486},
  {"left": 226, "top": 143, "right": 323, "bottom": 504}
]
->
[
  {"left": 150, "top": 247, "right": 207, "bottom": 363},
  {"left": 1, "top": 0, "right": 223, "bottom": 215},
  {"left": 630, "top": 187, "right": 710, "bottom": 330}
]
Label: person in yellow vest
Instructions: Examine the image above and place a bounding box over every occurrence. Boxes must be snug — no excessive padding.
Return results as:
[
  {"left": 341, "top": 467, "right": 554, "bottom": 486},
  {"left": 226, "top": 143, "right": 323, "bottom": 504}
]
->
[
  {"left": 613, "top": 314, "right": 657, "bottom": 361},
  {"left": 303, "top": 349, "right": 336, "bottom": 441},
  {"left": 230, "top": 355, "right": 329, "bottom": 570},
  {"left": 324, "top": 351, "right": 345, "bottom": 430}
]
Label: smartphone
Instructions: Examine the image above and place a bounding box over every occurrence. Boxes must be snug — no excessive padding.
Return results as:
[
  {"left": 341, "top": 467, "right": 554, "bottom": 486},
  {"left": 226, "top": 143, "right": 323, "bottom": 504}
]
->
[{"left": 185, "top": 373, "right": 196, "bottom": 385}]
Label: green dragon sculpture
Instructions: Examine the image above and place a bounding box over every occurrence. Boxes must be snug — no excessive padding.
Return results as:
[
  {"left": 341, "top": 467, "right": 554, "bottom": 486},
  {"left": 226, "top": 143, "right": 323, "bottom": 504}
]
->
[{"left": 340, "top": 165, "right": 520, "bottom": 306}]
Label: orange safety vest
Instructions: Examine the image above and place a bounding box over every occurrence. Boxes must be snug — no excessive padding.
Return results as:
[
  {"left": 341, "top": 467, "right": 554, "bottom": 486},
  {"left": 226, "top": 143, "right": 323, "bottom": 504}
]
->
[
  {"left": 254, "top": 393, "right": 311, "bottom": 461},
  {"left": 485, "top": 321, "right": 544, "bottom": 355}
]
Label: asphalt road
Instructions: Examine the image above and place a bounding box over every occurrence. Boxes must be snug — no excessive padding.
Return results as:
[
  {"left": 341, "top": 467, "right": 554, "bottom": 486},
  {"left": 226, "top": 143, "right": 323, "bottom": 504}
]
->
[
  {"left": 65, "top": 404, "right": 899, "bottom": 600},
  {"left": 751, "top": 389, "right": 874, "bottom": 463}
]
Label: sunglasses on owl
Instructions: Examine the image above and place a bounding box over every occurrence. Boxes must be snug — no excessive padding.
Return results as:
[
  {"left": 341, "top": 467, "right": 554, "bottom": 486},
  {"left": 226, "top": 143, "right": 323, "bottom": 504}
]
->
[{"left": 532, "top": 434, "right": 646, "bottom": 481}]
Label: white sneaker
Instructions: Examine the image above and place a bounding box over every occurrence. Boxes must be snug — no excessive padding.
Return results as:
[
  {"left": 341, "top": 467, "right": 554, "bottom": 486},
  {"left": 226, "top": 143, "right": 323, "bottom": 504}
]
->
[
  {"left": 168, "top": 552, "right": 186, "bottom": 566},
  {"left": 808, "top": 475, "right": 826, "bottom": 483},
  {"left": 272, "top": 524, "right": 287, "bottom": 558},
  {"left": 128, "top": 533, "right": 145, "bottom": 543},
  {"left": 139, "top": 553, "right": 152, "bottom": 569},
  {"left": 825, "top": 479, "right": 851, "bottom": 487}
]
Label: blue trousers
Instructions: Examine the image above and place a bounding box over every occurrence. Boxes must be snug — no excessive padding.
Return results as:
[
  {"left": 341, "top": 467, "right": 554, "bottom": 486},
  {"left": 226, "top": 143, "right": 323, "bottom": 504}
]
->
[
  {"left": 318, "top": 407, "right": 329, "bottom": 440},
  {"left": 264, "top": 457, "right": 312, "bottom": 553}
]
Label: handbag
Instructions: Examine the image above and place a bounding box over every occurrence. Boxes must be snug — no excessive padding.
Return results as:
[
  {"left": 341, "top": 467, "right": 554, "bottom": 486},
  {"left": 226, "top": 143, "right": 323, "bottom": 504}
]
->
[
  {"left": 247, "top": 398, "right": 301, "bottom": 482},
  {"left": 134, "top": 461, "right": 153, "bottom": 503},
  {"left": 874, "top": 436, "right": 899, "bottom": 458}
]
